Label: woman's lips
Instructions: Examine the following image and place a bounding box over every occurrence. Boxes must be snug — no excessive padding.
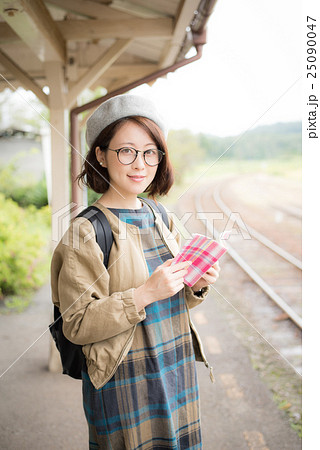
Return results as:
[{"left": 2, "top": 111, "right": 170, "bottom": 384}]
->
[{"left": 128, "top": 175, "right": 146, "bottom": 182}]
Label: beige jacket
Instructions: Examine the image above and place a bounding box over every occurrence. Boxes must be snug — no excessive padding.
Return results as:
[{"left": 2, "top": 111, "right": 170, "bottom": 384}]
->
[{"left": 51, "top": 201, "right": 212, "bottom": 389}]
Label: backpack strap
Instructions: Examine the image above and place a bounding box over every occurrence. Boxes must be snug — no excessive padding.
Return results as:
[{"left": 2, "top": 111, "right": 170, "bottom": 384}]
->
[
  {"left": 139, "top": 197, "right": 169, "bottom": 230},
  {"left": 77, "top": 206, "right": 113, "bottom": 268},
  {"left": 77, "top": 202, "right": 169, "bottom": 264}
]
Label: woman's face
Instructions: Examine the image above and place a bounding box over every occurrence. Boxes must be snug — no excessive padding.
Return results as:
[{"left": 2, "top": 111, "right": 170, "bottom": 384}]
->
[{"left": 96, "top": 121, "right": 158, "bottom": 200}]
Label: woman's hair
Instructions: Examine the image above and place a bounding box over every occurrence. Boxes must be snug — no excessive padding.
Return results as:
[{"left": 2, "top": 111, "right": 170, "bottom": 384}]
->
[{"left": 77, "top": 116, "right": 174, "bottom": 198}]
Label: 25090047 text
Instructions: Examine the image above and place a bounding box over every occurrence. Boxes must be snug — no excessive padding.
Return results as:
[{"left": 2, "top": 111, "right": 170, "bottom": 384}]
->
[{"left": 306, "top": 16, "right": 318, "bottom": 139}]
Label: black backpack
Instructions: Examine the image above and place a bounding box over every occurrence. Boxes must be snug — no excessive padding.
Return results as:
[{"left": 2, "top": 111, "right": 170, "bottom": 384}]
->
[{"left": 49, "top": 198, "right": 169, "bottom": 379}]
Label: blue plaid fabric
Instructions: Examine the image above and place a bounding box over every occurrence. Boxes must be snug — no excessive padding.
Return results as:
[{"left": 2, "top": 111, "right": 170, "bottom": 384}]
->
[{"left": 82, "top": 204, "right": 201, "bottom": 449}]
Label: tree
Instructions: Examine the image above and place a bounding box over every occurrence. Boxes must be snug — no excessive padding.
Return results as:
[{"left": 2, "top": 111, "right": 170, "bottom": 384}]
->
[{"left": 167, "top": 129, "right": 205, "bottom": 184}]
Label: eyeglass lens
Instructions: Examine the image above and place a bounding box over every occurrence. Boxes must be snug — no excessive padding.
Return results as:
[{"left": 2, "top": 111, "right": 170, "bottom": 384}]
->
[{"left": 118, "top": 148, "right": 163, "bottom": 166}]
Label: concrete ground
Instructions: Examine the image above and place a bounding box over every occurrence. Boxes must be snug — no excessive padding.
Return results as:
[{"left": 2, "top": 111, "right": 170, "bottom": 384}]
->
[
  {"left": 0, "top": 283, "right": 87, "bottom": 450},
  {"left": 189, "top": 284, "right": 301, "bottom": 450},
  {"left": 0, "top": 280, "right": 301, "bottom": 450}
]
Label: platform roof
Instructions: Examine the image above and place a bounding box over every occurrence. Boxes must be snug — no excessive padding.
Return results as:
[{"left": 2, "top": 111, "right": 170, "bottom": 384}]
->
[{"left": 0, "top": 0, "right": 217, "bottom": 107}]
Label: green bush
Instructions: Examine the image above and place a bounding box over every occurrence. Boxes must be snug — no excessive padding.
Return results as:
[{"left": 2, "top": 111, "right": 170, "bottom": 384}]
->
[
  {"left": 87, "top": 188, "right": 100, "bottom": 205},
  {"left": 8, "top": 176, "right": 48, "bottom": 208},
  {"left": 0, "top": 193, "right": 51, "bottom": 303},
  {"left": 0, "top": 155, "right": 48, "bottom": 209}
]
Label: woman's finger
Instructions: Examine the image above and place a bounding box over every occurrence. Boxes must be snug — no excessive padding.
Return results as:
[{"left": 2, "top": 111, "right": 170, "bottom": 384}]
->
[
  {"left": 212, "top": 261, "right": 221, "bottom": 271},
  {"left": 170, "top": 269, "right": 188, "bottom": 283},
  {"left": 170, "top": 261, "right": 190, "bottom": 273},
  {"left": 201, "top": 268, "right": 219, "bottom": 284},
  {"left": 204, "top": 267, "right": 217, "bottom": 277},
  {"left": 161, "top": 258, "right": 174, "bottom": 267}
]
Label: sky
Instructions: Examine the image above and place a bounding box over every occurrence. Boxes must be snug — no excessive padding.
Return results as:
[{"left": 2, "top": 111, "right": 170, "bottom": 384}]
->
[{"left": 134, "top": 0, "right": 302, "bottom": 137}]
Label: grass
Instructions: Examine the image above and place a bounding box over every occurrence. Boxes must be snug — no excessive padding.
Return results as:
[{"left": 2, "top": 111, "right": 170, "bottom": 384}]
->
[
  {"left": 184, "top": 156, "right": 301, "bottom": 183},
  {"left": 161, "top": 156, "right": 301, "bottom": 207}
]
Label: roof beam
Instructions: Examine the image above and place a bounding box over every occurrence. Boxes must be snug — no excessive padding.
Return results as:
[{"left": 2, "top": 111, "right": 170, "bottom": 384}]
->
[
  {"left": 110, "top": 0, "right": 168, "bottom": 19},
  {"left": 66, "top": 39, "right": 132, "bottom": 108},
  {"left": 44, "top": 60, "right": 66, "bottom": 109},
  {"left": 0, "top": 0, "right": 66, "bottom": 62},
  {"left": 0, "top": 49, "right": 49, "bottom": 106},
  {"left": 46, "top": 0, "right": 134, "bottom": 20},
  {"left": 0, "top": 21, "right": 16, "bottom": 43},
  {"left": 104, "top": 76, "right": 133, "bottom": 93},
  {"left": 0, "top": 69, "right": 45, "bottom": 82},
  {"left": 58, "top": 17, "right": 172, "bottom": 40},
  {"left": 0, "top": 17, "right": 173, "bottom": 43},
  {"left": 101, "top": 63, "right": 158, "bottom": 78},
  {"left": 93, "top": 65, "right": 160, "bottom": 91},
  {"left": 159, "top": 0, "right": 199, "bottom": 67},
  {"left": 69, "top": 63, "right": 158, "bottom": 90}
]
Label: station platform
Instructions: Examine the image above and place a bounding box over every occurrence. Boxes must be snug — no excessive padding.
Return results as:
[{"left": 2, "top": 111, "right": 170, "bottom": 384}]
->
[{"left": 0, "top": 276, "right": 301, "bottom": 450}]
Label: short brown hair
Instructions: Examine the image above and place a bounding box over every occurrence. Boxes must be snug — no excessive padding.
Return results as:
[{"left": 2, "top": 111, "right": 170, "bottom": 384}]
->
[{"left": 77, "top": 116, "right": 174, "bottom": 198}]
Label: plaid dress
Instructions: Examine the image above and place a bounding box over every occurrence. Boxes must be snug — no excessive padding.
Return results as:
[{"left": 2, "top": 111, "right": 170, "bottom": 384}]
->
[{"left": 82, "top": 204, "right": 201, "bottom": 449}]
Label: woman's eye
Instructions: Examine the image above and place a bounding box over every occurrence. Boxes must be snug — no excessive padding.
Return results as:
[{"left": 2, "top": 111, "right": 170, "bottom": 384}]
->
[
  {"left": 145, "top": 149, "right": 156, "bottom": 156},
  {"left": 121, "top": 148, "right": 134, "bottom": 154}
]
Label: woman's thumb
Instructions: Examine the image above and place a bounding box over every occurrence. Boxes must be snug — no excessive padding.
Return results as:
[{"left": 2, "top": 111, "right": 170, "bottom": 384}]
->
[{"left": 161, "top": 258, "right": 174, "bottom": 267}]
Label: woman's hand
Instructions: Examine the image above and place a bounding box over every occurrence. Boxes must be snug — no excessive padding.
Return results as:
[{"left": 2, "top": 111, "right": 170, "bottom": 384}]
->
[
  {"left": 134, "top": 259, "right": 189, "bottom": 311},
  {"left": 191, "top": 261, "right": 221, "bottom": 293}
]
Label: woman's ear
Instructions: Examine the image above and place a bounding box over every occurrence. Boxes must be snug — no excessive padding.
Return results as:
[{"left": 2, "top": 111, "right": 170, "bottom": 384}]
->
[{"left": 95, "top": 146, "right": 106, "bottom": 167}]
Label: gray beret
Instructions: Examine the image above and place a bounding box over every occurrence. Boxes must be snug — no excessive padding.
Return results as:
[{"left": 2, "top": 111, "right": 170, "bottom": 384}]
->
[{"left": 85, "top": 94, "right": 167, "bottom": 148}]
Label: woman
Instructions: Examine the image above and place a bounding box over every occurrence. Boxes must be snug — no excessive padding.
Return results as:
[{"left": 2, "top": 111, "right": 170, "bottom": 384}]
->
[{"left": 51, "top": 94, "right": 220, "bottom": 449}]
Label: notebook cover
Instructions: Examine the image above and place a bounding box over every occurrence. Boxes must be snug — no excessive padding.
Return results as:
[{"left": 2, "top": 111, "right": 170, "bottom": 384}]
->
[{"left": 173, "top": 233, "right": 227, "bottom": 287}]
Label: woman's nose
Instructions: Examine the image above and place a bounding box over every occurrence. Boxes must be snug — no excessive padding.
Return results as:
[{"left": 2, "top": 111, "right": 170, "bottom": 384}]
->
[{"left": 132, "top": 152, "right": 145, "bottom": 169}]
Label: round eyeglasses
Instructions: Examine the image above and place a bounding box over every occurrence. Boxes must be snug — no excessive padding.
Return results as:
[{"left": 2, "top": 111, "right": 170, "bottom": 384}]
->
[{"left": 105, "top": 147, "right": 165, "bottom": 166}]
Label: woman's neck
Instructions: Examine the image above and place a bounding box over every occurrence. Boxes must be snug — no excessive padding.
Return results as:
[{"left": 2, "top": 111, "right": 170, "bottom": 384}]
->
[{"left": 97, "top": 192, "right": 142, "bottom": 209}]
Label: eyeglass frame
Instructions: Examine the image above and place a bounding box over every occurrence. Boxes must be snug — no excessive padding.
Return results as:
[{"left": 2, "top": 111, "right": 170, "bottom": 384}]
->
[{"left": 100, "top": 146, "right": 165, "bottom": 167}]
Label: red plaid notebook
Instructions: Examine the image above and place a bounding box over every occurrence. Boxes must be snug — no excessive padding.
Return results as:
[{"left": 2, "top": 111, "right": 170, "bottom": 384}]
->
[{"left": 172, "top": 233, "right": 228, "bottom": 287}]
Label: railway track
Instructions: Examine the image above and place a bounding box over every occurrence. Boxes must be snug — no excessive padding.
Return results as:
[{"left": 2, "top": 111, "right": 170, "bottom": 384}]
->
[
  {"left": 194, "top": 184, "right": 302, "bottom": 329},
  {"left": 187, "top": 178, "right": 302, "bottom": 375},
  {"left": 213, "top": 183, "right": 302, "bottom": 271},
  {"left": 219, "top": 175, "right": 302, "bottom": 261},
  {"left": 270, "top": 204, "right": 302, "bottom": 220}
]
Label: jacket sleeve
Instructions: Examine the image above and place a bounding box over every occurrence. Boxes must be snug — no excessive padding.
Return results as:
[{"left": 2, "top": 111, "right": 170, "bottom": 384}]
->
[
  {"left": 51, "top": 217, "right": 146, "bottom": 346},
  {"left": 165, "top": 208, "right": 210, "bottom": 309}
]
